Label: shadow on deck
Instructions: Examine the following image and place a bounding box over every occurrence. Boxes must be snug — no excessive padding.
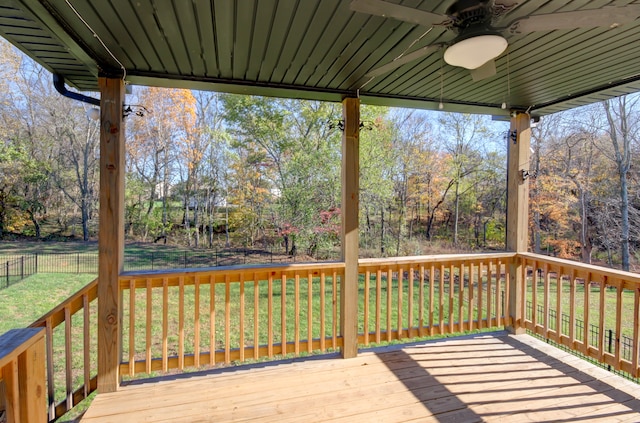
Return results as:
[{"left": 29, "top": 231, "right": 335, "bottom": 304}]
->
[{"left": 79, "top": 332, "right": 640, "bottom": 422}]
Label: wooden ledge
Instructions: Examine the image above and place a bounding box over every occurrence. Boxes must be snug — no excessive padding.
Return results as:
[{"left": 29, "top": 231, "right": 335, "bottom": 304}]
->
[{"left": 0, "top": 328, "right": 45, "bottom": 369}]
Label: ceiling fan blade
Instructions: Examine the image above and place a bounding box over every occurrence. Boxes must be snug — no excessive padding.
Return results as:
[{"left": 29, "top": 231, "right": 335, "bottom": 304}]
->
[
  {"left": 508, "top": 4, "right": 640, "bottom": 34},
  {"left": 366, "top": 45, "right": 441, "bottom": 78},
  {"left": 350, "top": 0, "right": 448, "bottom": 27},
  {"left": 469, "top": 60, "right": 497, "bottom": 81}
]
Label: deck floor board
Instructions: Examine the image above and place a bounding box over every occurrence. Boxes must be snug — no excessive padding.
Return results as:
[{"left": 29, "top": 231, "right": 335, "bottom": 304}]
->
[{"left": 79, "top": 333, "right": 640, "bottom": 422}]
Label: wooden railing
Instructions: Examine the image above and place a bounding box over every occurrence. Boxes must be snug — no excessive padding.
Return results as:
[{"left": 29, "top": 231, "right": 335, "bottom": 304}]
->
[
  {"left": 357, "top": 253, "right": 514, "bottom": 346},
  {"left": 13, "top": 251, "right": 640, "bottom": 422},
  {"left": 0, "top": 328, "right": 46, "bottom": 423},
  {"left": 29, "top": 278, "right": 98, "bottom": 422},
  {"left": 520, "top": 253, "right": 640, "bottom": 378},
  {"left": 118, "top": 262, "right": 344, "bottom": 376}
]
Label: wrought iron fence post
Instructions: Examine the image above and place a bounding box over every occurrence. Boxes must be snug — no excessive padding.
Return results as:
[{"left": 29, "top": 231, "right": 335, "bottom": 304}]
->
[
  {"left": 608, "top": 329, "right": 613, "bottom": 371},
  {"left": 21, "top": 256, "right": 24, "bottom": 280},
  {"left": 6, "top": 261, "right": 9, "bottom": 288}
]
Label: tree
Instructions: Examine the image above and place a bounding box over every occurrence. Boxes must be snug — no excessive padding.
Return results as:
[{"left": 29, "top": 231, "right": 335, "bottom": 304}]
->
[
  {"left": 438, "top": 113, "right": 489, "bottom": 245},
  {"left": 601, "top": 96, "right": 639, "bottom": 271},
  {"left": 127, "top": 87, "right": 195, "bottom": 242}
]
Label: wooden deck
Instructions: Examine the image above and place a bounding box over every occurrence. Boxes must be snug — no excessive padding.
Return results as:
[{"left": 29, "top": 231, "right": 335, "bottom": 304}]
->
[{"left": 79, "top": 332, "right": 640, "bottom": 422}]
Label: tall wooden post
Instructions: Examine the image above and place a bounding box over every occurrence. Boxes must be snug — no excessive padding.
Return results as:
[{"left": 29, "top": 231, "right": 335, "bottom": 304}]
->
[
  {"left": 97, "top": 77, "right": 125, "bottom": 392},
  {"left": 341, "top": 97, "right": 360, "bottom": 358},
  {"left": 506, "top": 111, "right": 530, "bottom": 334}
]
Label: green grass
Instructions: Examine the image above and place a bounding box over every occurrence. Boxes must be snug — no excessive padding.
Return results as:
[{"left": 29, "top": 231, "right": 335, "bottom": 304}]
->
[{"left": 0, "top": 273, "right": 96, "bottom": 334}]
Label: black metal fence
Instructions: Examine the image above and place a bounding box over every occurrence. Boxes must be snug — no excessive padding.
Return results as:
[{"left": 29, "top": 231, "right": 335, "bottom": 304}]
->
[
  {"left": 0, "top": 247, "right": 340, "bottom": 290},
  {"left": 526, "top": 301, "right": 635, "bottom": 363},
  {"left": 1, "top": 255, "right": 38, "bottom": 288}
]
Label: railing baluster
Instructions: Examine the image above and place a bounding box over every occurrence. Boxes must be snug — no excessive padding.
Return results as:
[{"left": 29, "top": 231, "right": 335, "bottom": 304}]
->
[
  {"left": 319, "top": 271, "right": 325, "bottom": 352},
  {"left": 332, "top": 270, "right": 337, "bottom": 349},
  {"left": 128, "top": 280, "right": 135, "bottom": 377},
  {"left": 364, "top": 270, "right": 370, "bottom": 345},
  {"left": 209, "top": 275, "right": 216, "bottom": 366},
  {"left": 281, "top": 273, "right": 287, "bottom": 356},
  {"left": 82, "top": 294, "right": 90, "bottom": 398},
  {"left": 307, "top": 271, "right": 313, "bottom": 354},
  {"left": 408, "top": 266, "right": 414, "bottom": 338},
  {"left": 418, "top": 265, "right": 425, "bottom": 335},
  {"left": 268, "top": 273, "right": 274, "bottom": 357},
  {"left": 162, "top": 278, "right": 168, "bottom": 372},
  {"left": 496, "top": 260, "right": 502, "bottom": 327},
  {"left": 64, "top": 306, "right": 72, "bottom": 411},
  {"left": 448, "top": 263, "right": 454, "bottom": 334},
  {"left": 375, "top": 269, "right": 382, "bottom": 343},
  {"left": 237, "top": 273, "right": 244, "bottom": 361},
  {"left": 398, "top": 266, "right": 403, "bottom": 339},
  {"left": 439, "top": 264, "right": 445, "bottom": 334},
  {"left": 598, "top": 275, "right": 606, "bottom": 362},
  {"left": 633, "top": 286, "right": 640, "bottom": 377},
  {"left": 225, "top": 274, "right": 231, "bottom": 364},
  {"left": 458, "top": 263, "right": 464, "bottom": 332},
  {"left": 179, "top": 276, "right": 185, "bottom": 370},
  {"left": 429, "top": 265, "right": 435, "bottom": 336},
  {"left": 543, "top": 263, "right": 550, "bottom": 338},
  {"left": 557, "top": 271, "right": 563, "bottom": 342},
  {"left": 531, "top": 260, "right": 538, "bottom": 329},
  {"left": 194, "top": 276, "right": 200, "bottom": 368},
  {"left": 615, "top": 281, "right": 623, "bottom": 369},
  {"left": 486, "top": 262, "right": 493, "bottom": 329},
  {"left": 146, "top": 279, "right": 152, "bottom": 374},
  {"left": 569, "top": 270, "right": 576, "bottom": 349},
  {"left": 468, "top": 263, "right": 474, "bottom": 332},
  {"left": 583, "top": 272, "right": 591, "bottom": 354},
  {"left": 45, "top": 319, "right": 54, "bottom": 420},
  {"left": 255, "top": 274, "right": 260, "bottom": 360},
  {"left": 386, "top": 267, "right": 392, "bottom": 342},
  {"left": 294, "top": 273, "right": 299, "bottom": 355},
  {"left": 477, "top": 262, "right": 483, "bottom": 329}
]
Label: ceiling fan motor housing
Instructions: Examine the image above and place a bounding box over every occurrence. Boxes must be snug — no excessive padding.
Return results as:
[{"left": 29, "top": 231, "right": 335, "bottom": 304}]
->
[{"left": 446, "top": 0, "right": 494, "bottom": 31}]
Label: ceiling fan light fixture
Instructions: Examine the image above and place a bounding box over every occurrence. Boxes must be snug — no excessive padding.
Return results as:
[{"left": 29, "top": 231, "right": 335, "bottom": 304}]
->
[{"left": 444, "top": 34, "right": 508, "bottom": 69}]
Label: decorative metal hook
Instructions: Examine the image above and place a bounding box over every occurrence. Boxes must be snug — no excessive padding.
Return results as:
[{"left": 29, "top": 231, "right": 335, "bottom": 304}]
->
[
  {"left": 123, "top": 104, "right": 149, "bottom": 119},
  {"left": 327, "top": 119, "right": 377, "bottom": 132}
]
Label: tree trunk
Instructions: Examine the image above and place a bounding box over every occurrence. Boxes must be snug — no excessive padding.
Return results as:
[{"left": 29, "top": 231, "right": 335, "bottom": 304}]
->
[
  {"left": 620, "top": 171, "right": 630, "bottom": 270},
  {"left": 81, "top": 197, "right": 90, "bottom": 241},
  {"left": 453, "top": 179, "right": 460, "bottom": 245},
  {"left": 380, "top": 207, "right": 385, "bottom": 255}
]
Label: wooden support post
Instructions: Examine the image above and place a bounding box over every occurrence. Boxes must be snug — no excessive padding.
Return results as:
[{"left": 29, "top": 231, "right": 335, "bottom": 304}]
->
[
  {"left": 506, "top": 112, "right": 531, "bottom": 334},
  {"left": 341, "top": 97, "right": 360, "bottom": 358},
  {"left": 0, "top": 328, "right": 47, "bottom": 423},
  {"left": 97, "top": 77, "right": 125, "bottom": 393}
]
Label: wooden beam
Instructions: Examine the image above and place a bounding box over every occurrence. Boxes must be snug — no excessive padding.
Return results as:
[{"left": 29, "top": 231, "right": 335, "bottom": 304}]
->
[
  {"left": 341, "top": 97, "right": 360, "bottom": 359},
  {"left": 506, "top": 112, "right": 531, "bottom": 334},
  {"left": 97, "top": 77, "right": 125, "bottom": 393}
]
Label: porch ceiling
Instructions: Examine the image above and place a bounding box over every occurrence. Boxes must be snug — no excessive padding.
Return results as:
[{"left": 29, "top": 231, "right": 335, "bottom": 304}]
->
[{"left": 2, "top": 1, "right": 640, "bottom": 117}]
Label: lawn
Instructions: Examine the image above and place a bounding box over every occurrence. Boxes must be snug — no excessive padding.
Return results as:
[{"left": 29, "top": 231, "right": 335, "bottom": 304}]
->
[{"left": 0, "top": 273, "right": 96, "bottom": 334}]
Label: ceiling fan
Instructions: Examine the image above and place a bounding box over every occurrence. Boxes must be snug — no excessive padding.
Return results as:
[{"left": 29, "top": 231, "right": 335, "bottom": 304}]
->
[{"left": 351, "top": 0, "right": 640, "bottom": 81}]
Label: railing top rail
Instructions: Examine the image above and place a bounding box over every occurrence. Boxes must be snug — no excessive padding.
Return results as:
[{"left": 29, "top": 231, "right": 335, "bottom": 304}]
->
[
  {"left": 358, "top": 252, "right": 515, "bottom": 268},
  {"left": 518, "top": 252, "right": 640, "bottom": 284},
  {"left": 120, "top": 260, "right": 346, "bottom": 280},
  {"left": 0, "top": 327, "right": 45, "bottom": 369}
]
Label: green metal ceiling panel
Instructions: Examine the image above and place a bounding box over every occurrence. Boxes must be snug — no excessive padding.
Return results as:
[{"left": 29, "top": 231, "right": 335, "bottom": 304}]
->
[{"left": 2, "top": 0, "right": 640, "bottom": 116}]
